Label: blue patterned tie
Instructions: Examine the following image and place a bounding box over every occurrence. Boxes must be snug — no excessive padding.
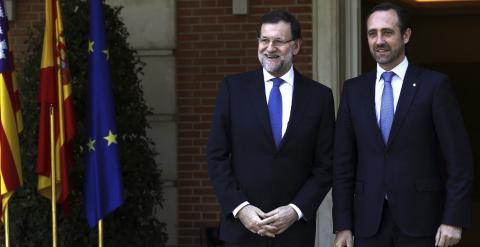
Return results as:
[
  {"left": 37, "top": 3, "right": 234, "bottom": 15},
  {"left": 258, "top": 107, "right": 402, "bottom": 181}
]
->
[
  {"left": 268, "top": 78, "right": 284, "bottom": 148},
  {"left": 380, "top": 71, "right": 395, "bottom": 144}
]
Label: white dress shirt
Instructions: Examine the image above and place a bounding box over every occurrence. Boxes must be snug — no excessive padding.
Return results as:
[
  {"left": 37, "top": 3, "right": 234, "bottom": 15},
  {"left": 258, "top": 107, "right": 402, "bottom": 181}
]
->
[
  {"left": 232, "top": 66, "right": 303, "bottom": 220},
  {"left": 375, "top": 57, "right": 409, "bottom": 123}
]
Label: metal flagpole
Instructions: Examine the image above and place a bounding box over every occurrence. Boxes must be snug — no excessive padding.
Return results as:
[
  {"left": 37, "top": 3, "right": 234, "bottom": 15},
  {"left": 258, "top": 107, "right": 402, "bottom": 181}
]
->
[
  {"left": 99, "top": 219, "right": 104, "bottom": 247},
  {"left": 4, "top": 203, "right": 10, "bottom": 247},
  {"left": 1, "top": 149, "right": 8, "bottom": 247},
  {"left": 50, "top": 105, "right": 57, "bottom": 247}
]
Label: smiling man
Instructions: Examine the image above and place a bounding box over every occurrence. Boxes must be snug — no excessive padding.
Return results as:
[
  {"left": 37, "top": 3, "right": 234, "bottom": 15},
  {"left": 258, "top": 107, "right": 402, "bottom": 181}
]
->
[
  {"left": 333, "top": 2, "right": 474, "bottom": 247},
  {"left": 208, "top": 10, "right": 335, "bottom": 247}
]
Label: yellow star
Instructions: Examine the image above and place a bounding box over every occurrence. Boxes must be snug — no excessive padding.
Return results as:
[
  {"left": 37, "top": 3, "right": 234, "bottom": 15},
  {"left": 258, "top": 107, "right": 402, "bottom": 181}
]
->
[
  {"left": 104, "top": 130, "right": 118, "bottom": 146},
  {"left": 102, "top": 49, "right": 110, "bottom": 60},
  {"left": 87, "top": 138, "right": 96, "bottom": 152},
  {"left": 88, "top": 40, "right": 95, "bottom": 53}
]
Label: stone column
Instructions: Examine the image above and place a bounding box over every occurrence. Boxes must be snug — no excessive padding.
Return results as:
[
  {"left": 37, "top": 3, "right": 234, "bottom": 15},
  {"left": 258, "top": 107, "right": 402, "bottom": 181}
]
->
[
  {"left": 106, "top": 1, "right": 178, "bottom": 246},
  {"left": 312, "top": 0, "right": 360, "bottom": 246}
]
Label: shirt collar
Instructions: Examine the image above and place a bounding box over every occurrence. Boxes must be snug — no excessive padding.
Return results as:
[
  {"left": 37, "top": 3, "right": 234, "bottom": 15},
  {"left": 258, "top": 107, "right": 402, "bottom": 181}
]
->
[
  {"left": 376, "top": 57, "right": 409, "bottom": 82},
  {"left": 263, "top": 66, "right": 294, "bottom": 86}
]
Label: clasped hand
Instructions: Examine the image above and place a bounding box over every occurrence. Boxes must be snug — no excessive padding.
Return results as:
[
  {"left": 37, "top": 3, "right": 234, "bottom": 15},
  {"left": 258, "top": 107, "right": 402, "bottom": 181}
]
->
[
  {"left": 237, "top": 205, "right": 298, "bottom": 238},
  {"left": 435, "top": 224, "right": 462, "bottom": 247}
]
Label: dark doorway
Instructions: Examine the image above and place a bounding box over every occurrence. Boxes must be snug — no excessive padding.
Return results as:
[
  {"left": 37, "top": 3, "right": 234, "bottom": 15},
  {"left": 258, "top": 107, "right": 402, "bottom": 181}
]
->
[{"left": 361, "top": 1, "right": 480, "bottom": 246}]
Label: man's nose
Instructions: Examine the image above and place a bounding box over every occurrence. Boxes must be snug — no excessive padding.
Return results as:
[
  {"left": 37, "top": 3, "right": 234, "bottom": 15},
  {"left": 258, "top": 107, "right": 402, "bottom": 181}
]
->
[
  {"left": 375, "top": 34, "right": 386, "bottom": 45},
  {"left": 267, "top": 41, "right": 277, "bottom": 51},
  {"left": 266, "top": 42, "right": 277, "bottom": 52}
]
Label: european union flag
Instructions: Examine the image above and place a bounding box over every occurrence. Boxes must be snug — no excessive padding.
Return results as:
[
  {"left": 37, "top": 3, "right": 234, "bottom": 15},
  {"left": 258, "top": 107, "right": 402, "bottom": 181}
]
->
[{"left": 85, "top": 0, "right": 123, "bottom": 228}]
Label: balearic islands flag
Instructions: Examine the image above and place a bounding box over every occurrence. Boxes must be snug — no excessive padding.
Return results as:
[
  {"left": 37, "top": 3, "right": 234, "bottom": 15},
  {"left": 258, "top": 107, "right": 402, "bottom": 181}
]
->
[
  {"left": 37, "top": 0, "right": 75, "bottom": 207},
  {"left": 0, "top": 0, "right": 23, "bottom": 221},
  {"left": 84, "top": 0, "right": 123, "bottom": 228}
]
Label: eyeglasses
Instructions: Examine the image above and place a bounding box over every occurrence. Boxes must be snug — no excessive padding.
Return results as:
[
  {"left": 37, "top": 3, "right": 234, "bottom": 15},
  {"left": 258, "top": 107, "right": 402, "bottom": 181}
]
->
[{"left": 257, "top": 37, "right": 294, "bottom": 47}]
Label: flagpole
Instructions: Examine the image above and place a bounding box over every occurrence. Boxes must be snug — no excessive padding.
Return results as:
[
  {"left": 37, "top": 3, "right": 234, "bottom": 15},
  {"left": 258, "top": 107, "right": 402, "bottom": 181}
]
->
[
  {"left": 1, "top": 149, "right": 8, "bottom": 247},
  {"left": 4, "top": 203, "right": 10, "bottom": 247},
  {"left": 98, "top": 219, "right": 103, "bottom": 247},
  {"left": 49, "top": 105, "right": 57, "bottom": 247}
]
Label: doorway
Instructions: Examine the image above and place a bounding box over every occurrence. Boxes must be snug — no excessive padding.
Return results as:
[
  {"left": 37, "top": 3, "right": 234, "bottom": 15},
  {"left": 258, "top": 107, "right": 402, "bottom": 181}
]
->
[{"left": 362, "top": 1, "right": 480, "bottom": 246}]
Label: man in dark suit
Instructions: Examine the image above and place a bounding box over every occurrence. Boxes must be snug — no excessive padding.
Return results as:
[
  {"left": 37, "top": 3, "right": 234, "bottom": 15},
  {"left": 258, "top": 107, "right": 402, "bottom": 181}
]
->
[
  {"left": 333, "top": 2, "right": 473, "bottom": 247},
  {"left": 207, "top": 10, "right": 334, "bottom": 247}
]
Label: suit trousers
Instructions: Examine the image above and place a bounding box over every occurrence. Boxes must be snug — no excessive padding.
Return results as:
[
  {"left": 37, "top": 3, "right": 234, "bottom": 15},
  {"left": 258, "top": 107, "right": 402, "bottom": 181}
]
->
[{"left": 354, "top": 200, "right": 435, "bottom": 247}]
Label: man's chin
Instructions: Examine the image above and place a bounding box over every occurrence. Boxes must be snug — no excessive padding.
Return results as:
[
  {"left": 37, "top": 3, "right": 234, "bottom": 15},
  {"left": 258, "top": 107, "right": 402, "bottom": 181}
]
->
[
  {"left": 374, "top": 57, "right": 392, "bottom": 65},
  {"left": 263, "top": 64, "right": 282, "bottom": 73}
]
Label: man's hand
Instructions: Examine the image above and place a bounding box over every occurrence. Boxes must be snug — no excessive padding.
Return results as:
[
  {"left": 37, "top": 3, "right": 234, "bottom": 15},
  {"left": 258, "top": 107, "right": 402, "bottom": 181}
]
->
[
  {"left": 334, "top": 230, "right": 353, "bottom": 247},
  {"left": 435, "top": 224, "right": 462, "bottom": 247},
  {"left": 237, "top": 205, "right": 267, "bottom": 235},
  {"left": 256, "top": 205, "right": 297, "bottom": 237}
]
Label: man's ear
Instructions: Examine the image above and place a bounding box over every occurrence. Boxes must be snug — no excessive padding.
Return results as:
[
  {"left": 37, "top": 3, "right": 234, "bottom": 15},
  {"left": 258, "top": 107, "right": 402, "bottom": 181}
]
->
[
  {"left": 403, "top": 28, "right": 411, "bottom": 44},
  {"left": 293, "top": 39, "right": 302, "bottom": 55}
]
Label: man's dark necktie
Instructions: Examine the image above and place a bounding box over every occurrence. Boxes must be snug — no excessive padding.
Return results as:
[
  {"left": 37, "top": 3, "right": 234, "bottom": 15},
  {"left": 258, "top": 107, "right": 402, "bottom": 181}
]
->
[
  {"left": 268, "top": 78, "right": 284, "bottom": 148},
  {"left": 380, "top": 71, "right": 395, "bottom": 144}
]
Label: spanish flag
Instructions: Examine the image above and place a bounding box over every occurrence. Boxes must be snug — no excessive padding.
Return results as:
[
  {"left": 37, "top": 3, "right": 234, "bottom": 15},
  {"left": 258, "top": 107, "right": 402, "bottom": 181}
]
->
[
  {"left": 37, "top": 0, "right": 75, "bottom": 207},
  {"left": 0, "top": 0, "right": 23, "bottom": 221}
]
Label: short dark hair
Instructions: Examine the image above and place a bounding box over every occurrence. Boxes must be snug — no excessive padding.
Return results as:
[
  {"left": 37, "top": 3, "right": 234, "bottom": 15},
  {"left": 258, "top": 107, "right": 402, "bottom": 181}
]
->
[
  {"left": 256, "top": 10, "right": 302, "bottom": 40},
  {"left": 368, "top": 2, "right": 411, "bottom": 34}
]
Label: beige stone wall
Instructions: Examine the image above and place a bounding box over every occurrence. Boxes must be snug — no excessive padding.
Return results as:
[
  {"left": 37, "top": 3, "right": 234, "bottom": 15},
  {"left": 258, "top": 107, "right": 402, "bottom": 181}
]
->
[{"left": 106, "top": 0, "right": 178, "bottom": 246}]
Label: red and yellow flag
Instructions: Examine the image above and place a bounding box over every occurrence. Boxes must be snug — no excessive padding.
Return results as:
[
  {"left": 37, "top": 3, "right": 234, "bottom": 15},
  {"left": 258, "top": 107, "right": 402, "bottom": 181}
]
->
[
  {"left": 37, "top": 0, "right": 75, "bottom": 207},
  {"left": 0, "top": 0, "right": 23, "bottom": 221}
]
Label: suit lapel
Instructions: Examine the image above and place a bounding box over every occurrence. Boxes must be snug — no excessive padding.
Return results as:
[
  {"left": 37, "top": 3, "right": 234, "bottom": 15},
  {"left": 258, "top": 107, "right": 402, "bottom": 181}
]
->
[
  {"left": 387, "top": 65, "right": 420, "bottom": 148},
  {"left": 247, "top": 68, "right": 276, "bottom": 148},
  {"left": 365, "top": 70, "right": 386, "bottom": 148},
  {"left": 279, "top": 69, "right": 309, "bottom": 150}
]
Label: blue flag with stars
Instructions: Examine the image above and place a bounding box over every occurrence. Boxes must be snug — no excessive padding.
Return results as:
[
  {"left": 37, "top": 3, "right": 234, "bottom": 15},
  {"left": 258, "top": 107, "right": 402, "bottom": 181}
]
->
[{"left": 85, "top": 0, "right": 123, "bottom": 228}]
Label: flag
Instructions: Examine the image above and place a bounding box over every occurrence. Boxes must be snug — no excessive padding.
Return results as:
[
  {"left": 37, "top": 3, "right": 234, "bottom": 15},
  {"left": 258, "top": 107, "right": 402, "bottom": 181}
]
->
[
  {"left": 37, "top": 0, "right": 75, "bottom": 207},
  {"left": 0, "top": 0, "right": 22, "bottom": 221},
  {"left": 85, "top": 0, "right": 123, "bottom": 228}
]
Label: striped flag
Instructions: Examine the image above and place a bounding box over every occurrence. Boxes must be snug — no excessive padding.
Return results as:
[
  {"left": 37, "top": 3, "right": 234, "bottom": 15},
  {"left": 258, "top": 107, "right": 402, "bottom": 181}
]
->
[
  {"left": 37, "top": 0, "right": 75, "bottom": 207},
  {"left": 84, "top": 0, "right": 123, "bottom": 228},
  {"left": 0, "top": 0, "right": 22, "bottom": 221}
]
